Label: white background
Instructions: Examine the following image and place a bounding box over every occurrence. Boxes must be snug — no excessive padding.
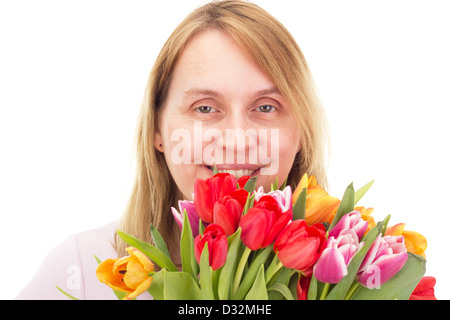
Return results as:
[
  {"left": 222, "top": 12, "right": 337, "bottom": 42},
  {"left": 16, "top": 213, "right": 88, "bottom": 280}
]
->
[{"left": 1, "top": 0, "right": 449, "bottom": 299}]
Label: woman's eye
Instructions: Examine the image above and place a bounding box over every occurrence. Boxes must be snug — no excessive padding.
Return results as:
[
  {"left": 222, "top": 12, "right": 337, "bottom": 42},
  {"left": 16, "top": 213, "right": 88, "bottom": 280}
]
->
[
  {"left": 257, "top": 105, "right": 276, "bottom": 113},
  {"left": 195, "top": 106, "right": 216, "bottom": 113}
]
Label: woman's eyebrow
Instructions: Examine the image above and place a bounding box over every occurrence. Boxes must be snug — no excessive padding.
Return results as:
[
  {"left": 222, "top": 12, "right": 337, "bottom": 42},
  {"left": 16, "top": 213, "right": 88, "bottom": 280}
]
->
[
  {"left": 183, "top": 86, "right": 281, "bottom": 99},
  {"left": 183, "top": 88, "right": 221, "bottom": 99},
  {"left": 254, "top": 86, "right": 281, "bottom": 97}
]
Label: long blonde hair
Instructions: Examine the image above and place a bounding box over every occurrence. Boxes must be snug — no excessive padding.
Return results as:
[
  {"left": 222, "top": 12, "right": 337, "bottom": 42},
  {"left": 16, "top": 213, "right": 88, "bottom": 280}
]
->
[{"left": 116, "top": 0, "right": 329, "bottom": 257}]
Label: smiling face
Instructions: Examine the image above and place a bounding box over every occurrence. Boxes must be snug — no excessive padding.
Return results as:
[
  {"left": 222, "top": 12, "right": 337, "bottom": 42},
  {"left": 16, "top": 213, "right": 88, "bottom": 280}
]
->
[{"left": 155, "top": 29, "right": 301, "bottom": 200}]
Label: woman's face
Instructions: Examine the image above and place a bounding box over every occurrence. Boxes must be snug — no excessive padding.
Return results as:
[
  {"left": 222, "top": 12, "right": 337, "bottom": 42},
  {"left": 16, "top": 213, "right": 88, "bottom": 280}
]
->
[{"left": 155, "top": 29, "right": 301, "bottom": 200}]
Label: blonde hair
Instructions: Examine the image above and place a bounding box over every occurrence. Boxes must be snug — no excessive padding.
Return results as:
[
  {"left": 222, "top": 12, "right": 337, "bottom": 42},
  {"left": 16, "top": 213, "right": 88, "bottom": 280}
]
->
[{"left": 116, "top": 0, "right": 329, "bottom": 257}]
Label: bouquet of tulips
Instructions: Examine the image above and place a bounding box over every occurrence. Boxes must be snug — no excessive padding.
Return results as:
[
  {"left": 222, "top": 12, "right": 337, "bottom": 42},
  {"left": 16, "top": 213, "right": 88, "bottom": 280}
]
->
[{"left": 95, "top": 171, "right": 436, "bottom": 300}]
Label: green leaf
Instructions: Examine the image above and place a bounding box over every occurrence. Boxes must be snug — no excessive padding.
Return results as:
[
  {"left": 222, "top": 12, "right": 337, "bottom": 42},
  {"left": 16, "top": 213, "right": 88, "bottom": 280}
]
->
[
  {"left": 112, "top": 290, "right": 128, "bottom": 300},
  {"left": 212, "top": 165, "right": 218, "bottom": 175},
  {"left": 245, "top": 265, "right": 268, "bottom": 300},
  {"left": 147, "top": 269, "right": 165, "bottom": 300},
  {"left": 150, "top": 224, "right": 171, "bottom": 259},
  {"left": 180, "top": 210, "right": 198, "bottom": 280},
  {"left": 280, "top": 178, "right": 288, "bottom": 191},
  {"left": 354, "top": 180, "right": 375, "bottom": 205},
  {"left": 351, "top": 253, "right": 426, "bottom": 300},
  {"left": 307, "top": 276, "right": 318, "bottom": 300},
  {"left": 218, "top": 229, "right": 242, "bottom": 300},
  {"left": 55, "top": 286, "right": 80, "bottom": 300},
  {"left": 242, "top": 192, "right": 255, "bottom": 216},
  {"left": 117, "top": 230, "right": 178, "bottom": 272},
  {"left": 292, "top": 187, "right": 306, "bottom": 220},
  {"left": 267, "top": 267, "right": 293, "bottom": 300},
  {"left": 94, "top": 255, "right": 102, "bottom": 264},
  {"left": 232, "top": 245, "right": 273, "bottom": 300},
  {"left": 325, "top": 220, "right": 381, "bottom": 300},
  {"left": 270, "top": 177, "right": 278, "bottom": 191},
  {"left": 267, "top": 282, "right": 295, "bottom": 300},
  {"left": 243, "top": 176, "right": 257, "bottom": 193},
  {"left": 328, "top": 182, "right": 355, "bottom": 231},
  {"left": 199, "top": 243, "right": 214, "bottom": 300},
  {"left": 164, "top": 271, "right": 201, "bottom": 300}
]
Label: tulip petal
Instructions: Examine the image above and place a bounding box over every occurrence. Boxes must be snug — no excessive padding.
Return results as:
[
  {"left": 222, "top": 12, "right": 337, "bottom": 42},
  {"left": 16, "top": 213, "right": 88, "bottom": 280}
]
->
[
  {"left": 240, "top": 208, "right": 270, "bottom": 250},
  {"left": 314, "top": 246, "right": 348, "bottom": 283}
]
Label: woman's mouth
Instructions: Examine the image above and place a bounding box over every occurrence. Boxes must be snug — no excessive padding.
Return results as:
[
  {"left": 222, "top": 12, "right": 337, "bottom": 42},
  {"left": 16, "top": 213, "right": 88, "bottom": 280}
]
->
[{"left": 204, "top": 165, "right": 261, "bottom": 179}]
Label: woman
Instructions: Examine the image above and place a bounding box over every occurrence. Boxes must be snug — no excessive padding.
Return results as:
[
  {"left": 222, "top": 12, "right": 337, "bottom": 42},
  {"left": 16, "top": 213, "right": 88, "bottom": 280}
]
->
[{"left": 17, "top": 0, "right": 329, "bottom": 299}]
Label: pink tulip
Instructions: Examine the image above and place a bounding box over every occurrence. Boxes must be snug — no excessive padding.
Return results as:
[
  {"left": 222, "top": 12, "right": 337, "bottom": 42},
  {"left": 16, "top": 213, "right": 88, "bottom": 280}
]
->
[
  {"left": 329, "top": 210, "right": 368, "bottom": 240},
  {"left": 254, "top": 186, "right": 292, "bottom": 213},
  {"left": 358, "top": 235, "right": 408, "bottom": 288},
  {"left": 313, "top": 229, "right": 364, "bottom": 283},
  {"left": 171, "top": 200, "right": 201, "bottom": 237}
]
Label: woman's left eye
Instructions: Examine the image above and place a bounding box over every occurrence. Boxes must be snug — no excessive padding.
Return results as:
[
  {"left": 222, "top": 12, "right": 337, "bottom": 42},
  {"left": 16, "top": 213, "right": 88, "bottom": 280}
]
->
[{"left": 256, "top": 105, "right": 276, "bottom": 113}]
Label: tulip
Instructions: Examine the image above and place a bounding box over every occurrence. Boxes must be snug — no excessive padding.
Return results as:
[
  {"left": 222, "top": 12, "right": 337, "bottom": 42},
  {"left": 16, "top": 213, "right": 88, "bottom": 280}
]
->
[
  {"left": 212, "top": 191, "right": 245, "bottom": 236},
  {"left": 297, "top": 276, "right": 311, "bottom": 300},
  {"left": 328, "top": 210, "right": 368, "bottom": 240},
  {"left": 273, "top": 219, "right": 327, "bottom": 276},
  {"left": 292, "top": 173, "right": 317, "bottom": 204},
  {"left": 358, "top": 235, "right": 408, "bottom": 288},
  {"left": 409, "top": 276, "right": 437, "bottom": 300},
  {"left": 313, "top": 229, "right": 364, "bottom": 283},
  {"left": 385, "top": 223, "right": 427, "bottom": 258},
  {"left": 194, "top": 173, "right": 237, "bottom": 223},
  {"left": 292, "top": 173, "right": 340, "bottom": 225},
  {"left": 240, "top": 195, "right": 292, "bottom": 250},
  {"left": 354, "top": 206, "right": 376, "bottom": 234},
  {"left": 96, "top": 247, "right": 154, "bottom": 300},
  {"left": 171, "top": 200, "right": 201, "bottom": 237},
  {"left": 236, "top": 175, "right": 251, "bottom": 188},
  {"left": 254, "top": 185, "right": 293, "bottom": 213},
  {"left": 194, "top": 224, "right": 228, "bottom": 270}
]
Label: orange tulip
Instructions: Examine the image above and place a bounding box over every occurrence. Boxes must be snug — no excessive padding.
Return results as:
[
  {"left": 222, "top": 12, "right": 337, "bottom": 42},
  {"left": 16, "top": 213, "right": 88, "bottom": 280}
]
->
[
  {"left": 96, "top": 247, "right": 155, "bottom": 300},
  {"left": 293, "top": 173, "right": 340, "bottom": 225},
  {"left": 354, "top": 206, "right": 376, "bottom": 234},
  {"left": 385, "top": 223, "right": 427, "bottom": 257}
]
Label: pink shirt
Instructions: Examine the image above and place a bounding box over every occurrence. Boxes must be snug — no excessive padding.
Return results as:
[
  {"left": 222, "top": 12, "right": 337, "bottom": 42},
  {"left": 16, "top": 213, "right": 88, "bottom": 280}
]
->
[{"left": 16, "top": 221, "right": 152, "bottom": 300}]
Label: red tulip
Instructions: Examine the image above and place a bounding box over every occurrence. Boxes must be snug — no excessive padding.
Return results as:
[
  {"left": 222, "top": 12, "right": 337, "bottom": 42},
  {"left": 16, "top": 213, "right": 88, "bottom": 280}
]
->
[
  {"left": 194, "top": 224, "right": 228, "bottom": 270},
  {"left": 194, "top": 173, "right": 237, "bottom": 223},
  {"left": 274, "top": 219, "right": 327, "bottom": 277},
  {"left": 236, "top": 175, "right": 251, "bottom": 188},
  {"left": 239, "top": 195, "right": 292, "bottom": 250},
  {"left": 297, "top": 276, "right": 311, "bottom": 300},
  {"left": 213, "top": 190, "right": 247, "bottom": 236},
  {"left": 409, "top": 276, "right": 437, "bottom": 300}
]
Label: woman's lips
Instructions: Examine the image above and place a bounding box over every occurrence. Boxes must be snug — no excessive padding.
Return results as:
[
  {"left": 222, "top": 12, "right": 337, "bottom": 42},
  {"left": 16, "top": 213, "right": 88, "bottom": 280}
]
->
[{"left": 204, "top": 165, "right": 262, "bottom": 178}]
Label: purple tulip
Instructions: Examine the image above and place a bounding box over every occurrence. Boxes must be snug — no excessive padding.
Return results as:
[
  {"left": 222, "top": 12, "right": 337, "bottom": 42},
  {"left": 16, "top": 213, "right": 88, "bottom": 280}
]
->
[
  {"left": 313, "top": 229, "right": 364, "bottom": 283},
  {"left": 329, "top": 210, "right": 368, "bottom": 240},
  {"left": 171, "top": 200, "right": 201, "bottom": 237},
  {"left": 357, "top": 235, "right": 408, "bottom": 288}
]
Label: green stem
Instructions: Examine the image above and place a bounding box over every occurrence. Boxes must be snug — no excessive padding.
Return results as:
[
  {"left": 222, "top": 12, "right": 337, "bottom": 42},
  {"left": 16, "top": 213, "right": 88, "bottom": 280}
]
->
[
  {"left": 320, "top": 282, "right": 330, "bottom": 300},
  {"left": 232, "top": 246, "right": 251, "bottom": 295},
  {"left": 344, "top": 281, "right": 361, "bottom": 300}
]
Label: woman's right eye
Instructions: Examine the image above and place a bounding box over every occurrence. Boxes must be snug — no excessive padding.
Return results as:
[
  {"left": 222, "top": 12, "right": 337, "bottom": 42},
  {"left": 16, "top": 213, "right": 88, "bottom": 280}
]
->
[{"left": 195, "top": 106, "right": 216, "bottom": 113}]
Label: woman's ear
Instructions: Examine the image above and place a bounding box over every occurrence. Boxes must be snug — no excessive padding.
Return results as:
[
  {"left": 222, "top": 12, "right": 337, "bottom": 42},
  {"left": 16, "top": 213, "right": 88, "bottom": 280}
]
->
[{"left": 154, "top": 132, "right": 164, "bottom": 153}]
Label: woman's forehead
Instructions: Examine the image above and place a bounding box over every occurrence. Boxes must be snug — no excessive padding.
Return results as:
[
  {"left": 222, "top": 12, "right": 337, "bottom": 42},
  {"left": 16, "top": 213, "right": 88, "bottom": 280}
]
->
[{"left": 169, "top": 29, "right": 277, "bottom": 100}]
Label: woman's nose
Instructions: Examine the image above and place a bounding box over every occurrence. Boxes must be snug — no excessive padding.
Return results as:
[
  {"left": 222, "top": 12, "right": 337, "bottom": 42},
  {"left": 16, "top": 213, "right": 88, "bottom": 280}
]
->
[{"left": 214, "top": 112, "right": 258, "bottom": 159}]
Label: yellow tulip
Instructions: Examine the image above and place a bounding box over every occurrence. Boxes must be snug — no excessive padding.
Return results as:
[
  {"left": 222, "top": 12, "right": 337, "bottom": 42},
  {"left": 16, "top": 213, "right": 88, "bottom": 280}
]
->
[
  {"left": 293, "top": 173, "right": 340, "bottom": 225},
  {"left": 385, "top": 223, "right": 427, "bottom": 258},
  {"left": 96, "top": 247, "right": 155, "bottom": 300}
]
